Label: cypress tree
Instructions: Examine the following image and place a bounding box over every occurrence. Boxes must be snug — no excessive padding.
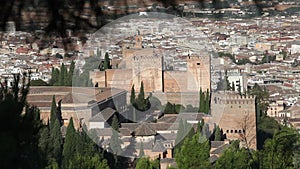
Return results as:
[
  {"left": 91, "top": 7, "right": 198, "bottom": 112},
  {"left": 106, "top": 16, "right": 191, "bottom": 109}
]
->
[
  {"left": 205, "top": 89, "right": 210, "bottom": 114},
  {"left": 130, "top": 84, "right": 136, "bottom": 105},
  {"left": 111, "top": 115, "right": 119, "bottom": 132},
  {"left": 103, "top": 52, "right": 110, "bottom": 70},
  {"left": 56, "top": 100, "right": 63, "bottom": 127},
  {"left": 136, "top": 81, "right": 147, "bottom": 111},
  {"left": 63, "top": 65, "right": 68, "bottom": 86},
  {"left": 50, "top": 95, "right": 57, "bottom": 129},
  {"left": 53, "top": 68, "right": 60, "bottom": 86},
  {"left": 38, "top": 126, "right": 51, "bottom": 165},
  {"left": 68, "top": 61, "right": 75, "bottom": 86},
  {"left": 51, "top": 119, "right": 63, "bottom": 164},
  {"left": 200, "top": 89, "right": 205, "bottom": 113},
  {"left": 58, "top": 63, "right": 65, "bottom": 86},
  {"left": 62, "top": 117, "right": 77, "bottom": 168},
  {"left": 138, "top": 81, "right": 145, "bottom": 101},
  {"left": 214, "top": 125, "right": 222, "bottom": 141},
  {"left": 198, "top": 88, "right": 202, "bottom": 112}
]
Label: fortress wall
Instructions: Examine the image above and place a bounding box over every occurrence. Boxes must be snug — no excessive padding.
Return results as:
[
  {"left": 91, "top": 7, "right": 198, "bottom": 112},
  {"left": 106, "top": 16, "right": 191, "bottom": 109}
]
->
[
  {"left": 90, "top": 70, "right": 105, "bottom": 87},
  {"left": 163, "top": 71, "right": 188, "bottom": 92},
  {"left": 106, "top": 69, "right": 133, "bottom": 91},
  {"left": 211, "top": 92, "right": 257, "bottom": 149}
]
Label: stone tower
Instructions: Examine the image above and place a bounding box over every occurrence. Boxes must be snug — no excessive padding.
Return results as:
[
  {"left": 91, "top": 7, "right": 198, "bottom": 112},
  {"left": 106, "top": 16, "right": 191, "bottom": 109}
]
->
[
  {"left": 134, "top": 31, "right": 142, "bottom": 49},
  {"left": 132, "top": 54, "right": 163, "bottom": 93},
  {"left": 186, "top": 55, "right": 210, "bottom": 92},
  {"left": 211, "top": 91, "right": 257, "bottom": 150}
]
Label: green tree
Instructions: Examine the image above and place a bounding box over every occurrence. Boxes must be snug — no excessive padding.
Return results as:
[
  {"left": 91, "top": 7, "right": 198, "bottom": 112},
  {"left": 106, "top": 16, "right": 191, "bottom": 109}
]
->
[
  {"left": 38, "top": 126, "right": 52, "bottom": 166},
  {"left": 111, "top": 115, "right": 119, "bottom": 132},
  {"left": 205, "top": 89, "right": 210, "bottom": 114},
  {"left": 49, "top": 95, "right": 57, "bottom": 129},
  {"left": 199, "top": 88, "right": 205, "bottom": 112},
  {"left": 67, "top": 61, "right": 75, "bottom": 86},
  {"left": 136, "top": 158, "right": 151, "bottom": 169},
  {"left": 62, "top": 117, "right": 77, "bottom": 168},
  {"left": 215, "top": 145, "right": 256, "bottom": 169},
  {"left": 175, "top": 133, "right": 211, "bottom": 169},
  {"left": 261, "top": 128, "right": 298, "bottom": 169},
  {"left": 51, "top": 119, "right": 63, "bottom": 165},
  {"left": 50, "top": 67, "right": 59, "bottom": 85},
  {"left": 68, "top": 154, "right": 110, "bottom": 169},
  {"left": 0, "top": 74, "right": 42, "bottom": 168},
  {"left": 214, "top": 125, "right": 222, "bottom": 141},
  {"left": 103, "top": 52, "right": 111, "bottom": 70},
  {"left": 164, "top": 102, "right": 176, "bottom": 114},
  {"left": 135, "top": 158, "right": 159, "bottom": 169},
  {"left": 58, "top": 63, "right": 65, "bottom": 86},
  {"left": 130, "top": 84, "right": 136, "bottom": 105}
]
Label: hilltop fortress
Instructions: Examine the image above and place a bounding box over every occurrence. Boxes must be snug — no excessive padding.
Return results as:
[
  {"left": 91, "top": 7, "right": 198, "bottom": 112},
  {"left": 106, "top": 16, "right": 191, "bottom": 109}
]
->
[{"left": 90, "top": 33, "right": 211, "bottom": 106}]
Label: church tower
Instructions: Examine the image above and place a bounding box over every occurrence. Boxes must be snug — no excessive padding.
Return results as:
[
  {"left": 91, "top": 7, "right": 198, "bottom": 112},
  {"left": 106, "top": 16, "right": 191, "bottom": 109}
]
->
[{"left": 134, "top": 30, "right": 142, "bottom": 48}]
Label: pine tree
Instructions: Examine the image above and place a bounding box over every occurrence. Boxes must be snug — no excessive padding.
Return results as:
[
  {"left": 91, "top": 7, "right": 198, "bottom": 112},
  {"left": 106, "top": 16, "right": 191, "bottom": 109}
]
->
[
  {"left": 135, "top": 158, "right": 151, "bottom": 169},
  {"left": 50, "top": 95, "right": 57, "bottom": 129},
  {"left": 51, "top": 119, "right": 63, "bottom": 164},
  {"left": 62, "top": 117, "right": 77, "bottom": 168},
  {"left": 175, "top": 133, "right": 211, "bottom": 169}
]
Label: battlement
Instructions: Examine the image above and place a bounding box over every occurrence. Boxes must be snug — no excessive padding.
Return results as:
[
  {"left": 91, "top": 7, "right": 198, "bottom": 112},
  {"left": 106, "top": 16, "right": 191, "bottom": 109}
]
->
[{"left": 212, "top": 91, "right": 255, "bottom": 105}]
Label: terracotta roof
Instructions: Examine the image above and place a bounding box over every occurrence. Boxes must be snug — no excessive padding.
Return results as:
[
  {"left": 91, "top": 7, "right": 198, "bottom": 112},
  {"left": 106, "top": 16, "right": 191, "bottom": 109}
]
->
[
  {"left": 134, "top": 123, "right": 156, "bottom": 136},
  {"left": 27, "top": 86, "right": 126, "bottom": 107}
]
